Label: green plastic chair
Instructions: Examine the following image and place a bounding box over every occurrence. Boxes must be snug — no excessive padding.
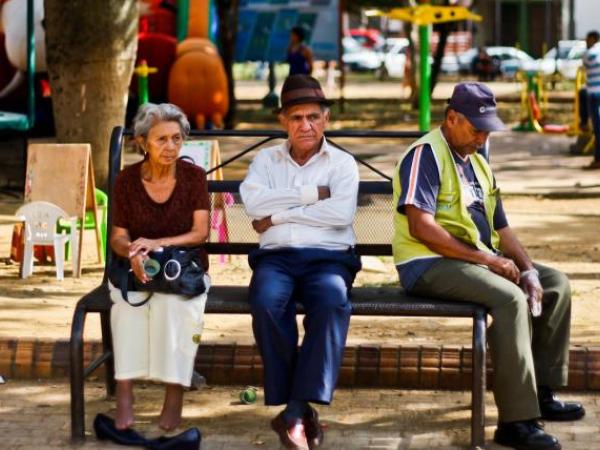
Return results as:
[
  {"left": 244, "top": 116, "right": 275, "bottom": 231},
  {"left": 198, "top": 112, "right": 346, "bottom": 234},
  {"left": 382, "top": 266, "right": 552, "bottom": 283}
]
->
[{"left": 58, "top": 188, "right": 108, "bottom": 263}]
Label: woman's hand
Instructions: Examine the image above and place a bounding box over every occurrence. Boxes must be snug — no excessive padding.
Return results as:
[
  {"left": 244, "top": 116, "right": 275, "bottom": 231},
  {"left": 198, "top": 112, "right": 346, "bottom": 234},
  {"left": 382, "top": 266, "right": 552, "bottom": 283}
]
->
[
  {"left": 129, "top": 238, "right": 163, "bottom": 257},
  {"left": 130, "top": 253, "right": 150, "bottom": 284}
]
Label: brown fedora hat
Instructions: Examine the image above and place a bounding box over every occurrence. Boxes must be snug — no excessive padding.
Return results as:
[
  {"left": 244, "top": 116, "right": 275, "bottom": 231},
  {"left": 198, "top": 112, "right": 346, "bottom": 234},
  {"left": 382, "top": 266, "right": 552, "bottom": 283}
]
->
[{"left": 279, "top": 74, "right": 334, "bottom": 111}]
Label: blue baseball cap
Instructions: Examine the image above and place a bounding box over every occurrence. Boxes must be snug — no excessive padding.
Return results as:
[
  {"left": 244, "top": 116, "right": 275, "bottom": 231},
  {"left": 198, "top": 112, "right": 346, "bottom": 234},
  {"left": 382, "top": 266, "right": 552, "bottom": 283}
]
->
[{"left": 447, "top": 82, "right": 505, "bottom": 132}]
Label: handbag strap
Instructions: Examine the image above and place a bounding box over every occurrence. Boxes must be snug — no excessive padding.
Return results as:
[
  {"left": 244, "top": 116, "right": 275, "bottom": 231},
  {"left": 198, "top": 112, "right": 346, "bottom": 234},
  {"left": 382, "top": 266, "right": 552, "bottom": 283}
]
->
[{"left": 120, "top": 269, "right": 153, "bottom": 307}]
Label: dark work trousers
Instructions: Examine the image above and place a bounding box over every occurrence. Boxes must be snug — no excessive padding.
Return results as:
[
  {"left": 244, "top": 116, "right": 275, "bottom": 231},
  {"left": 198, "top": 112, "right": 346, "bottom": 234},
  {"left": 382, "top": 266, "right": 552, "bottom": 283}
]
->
[
  {"left": 412, "top": 260, "right": 571, "bottom": 423},
  {"left": 588, "top": 93, "right": 600, "bottom": 161},
  {"left": 579, "top": 87, "right": 589, "bottom": 128},
  {"left": 248, "top": 247, "right": 361, "bottom": 406}
]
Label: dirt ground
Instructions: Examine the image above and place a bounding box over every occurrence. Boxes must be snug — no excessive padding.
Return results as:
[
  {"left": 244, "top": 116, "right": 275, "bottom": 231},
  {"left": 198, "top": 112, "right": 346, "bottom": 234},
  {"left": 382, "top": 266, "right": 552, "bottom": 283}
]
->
[
  {"left": 0, "top": 92, "right": 598, "bottom": 348},
  {"left": 0, "top": 194, "right": 598, "bottom": 347}
]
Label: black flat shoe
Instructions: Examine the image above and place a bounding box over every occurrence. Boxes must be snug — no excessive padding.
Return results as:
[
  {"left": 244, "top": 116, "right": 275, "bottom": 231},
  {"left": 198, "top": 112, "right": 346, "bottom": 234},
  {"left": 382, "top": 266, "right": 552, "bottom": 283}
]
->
[
  {"left": 538, "top": 385, "right": 586, "bottom": 421},
  {"left": 147, "top": 427, "right": 202, "bottom": 450},
  {"left": 93, "top": 413, "right": 147, "bottom": 447},
  {"left": 494, "top": 420, "right": 561, "bottom": 450}
]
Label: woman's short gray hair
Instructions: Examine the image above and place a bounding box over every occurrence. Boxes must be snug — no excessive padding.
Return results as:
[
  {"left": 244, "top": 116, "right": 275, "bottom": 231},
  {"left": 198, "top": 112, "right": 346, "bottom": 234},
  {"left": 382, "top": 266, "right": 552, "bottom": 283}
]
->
[{"left": 132, "top": 103, "right": 190, "bottom": 139}]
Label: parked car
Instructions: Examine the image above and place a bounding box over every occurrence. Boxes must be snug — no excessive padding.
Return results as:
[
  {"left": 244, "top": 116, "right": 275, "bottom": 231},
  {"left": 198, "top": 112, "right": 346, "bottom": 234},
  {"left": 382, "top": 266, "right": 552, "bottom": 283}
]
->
[
  {"left": 440, "top": 55, "right": 460, "bottom": 74},
  {"left": 380, "top": 37, "right": 408, "bottom": 78},
  {"left": 537, "top": 40, "right": 586, "bottom": 79},
  {"left": 380, "top": 37, "right": 458, "bottom": 79},
  {"left": 457, "top": 46, "right": 536, "bottom": 77},
  {"left": 342, "top": 36, "right": 382, "bottom": 72},
  {"left": 349, "top": 28, "right": 385, "bottom": 50}
]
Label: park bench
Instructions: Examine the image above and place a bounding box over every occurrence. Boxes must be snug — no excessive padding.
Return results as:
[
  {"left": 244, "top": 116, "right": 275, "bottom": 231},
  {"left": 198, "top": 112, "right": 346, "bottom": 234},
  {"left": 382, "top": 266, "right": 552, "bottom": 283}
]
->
[{"left": 69, "top": 127, "right": 488, "bottom": 449}]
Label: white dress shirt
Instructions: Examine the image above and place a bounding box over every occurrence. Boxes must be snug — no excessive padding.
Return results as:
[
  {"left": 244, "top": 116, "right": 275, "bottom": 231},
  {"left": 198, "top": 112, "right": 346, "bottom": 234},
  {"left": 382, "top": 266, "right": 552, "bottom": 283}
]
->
[{"left": 240, "top": 139, "right": 359, "bottom": 250}]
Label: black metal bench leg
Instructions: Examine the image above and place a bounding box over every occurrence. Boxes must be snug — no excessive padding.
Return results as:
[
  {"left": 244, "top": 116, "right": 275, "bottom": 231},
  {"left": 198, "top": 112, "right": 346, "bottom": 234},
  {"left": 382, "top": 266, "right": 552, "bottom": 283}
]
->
[
  {"left": 471, "top": 309, "right": 487, "bottom": 449},
  {"left": 70, "top": 305, "right": 86, "bottom": 442},
  {"left": 100, "top": 310, "right": 116, "bottom": 397}
]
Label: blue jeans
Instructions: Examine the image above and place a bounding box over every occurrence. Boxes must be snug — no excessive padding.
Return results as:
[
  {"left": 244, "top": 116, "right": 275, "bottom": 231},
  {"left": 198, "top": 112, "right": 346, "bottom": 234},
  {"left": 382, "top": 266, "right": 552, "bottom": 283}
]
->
[
  {"left": 248, "top": 247, "right": 361, "bottom": 405},
  {"left": 588, "top": 93, "right": 600, "bottom": 161}
]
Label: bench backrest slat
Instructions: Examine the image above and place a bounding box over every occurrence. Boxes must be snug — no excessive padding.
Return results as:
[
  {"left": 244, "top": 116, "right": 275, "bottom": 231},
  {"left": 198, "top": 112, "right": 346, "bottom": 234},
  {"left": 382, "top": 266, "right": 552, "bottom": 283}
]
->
[{"left": 103, "top": 126, "right": 418, "bottom": 279}]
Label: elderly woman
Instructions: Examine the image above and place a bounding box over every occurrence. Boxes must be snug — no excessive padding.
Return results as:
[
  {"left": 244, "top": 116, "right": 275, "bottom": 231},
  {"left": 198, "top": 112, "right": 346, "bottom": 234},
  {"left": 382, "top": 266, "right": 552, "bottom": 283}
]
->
[{"left": 109, "top": 103, "right": 210, "bottom": 431}]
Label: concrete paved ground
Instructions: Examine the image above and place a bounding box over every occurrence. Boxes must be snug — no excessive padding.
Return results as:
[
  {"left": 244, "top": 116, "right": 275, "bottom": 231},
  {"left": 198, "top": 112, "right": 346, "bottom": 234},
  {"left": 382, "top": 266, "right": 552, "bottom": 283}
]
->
[{"left": 0, "top": 379, "right": 598, "bottom": 450}]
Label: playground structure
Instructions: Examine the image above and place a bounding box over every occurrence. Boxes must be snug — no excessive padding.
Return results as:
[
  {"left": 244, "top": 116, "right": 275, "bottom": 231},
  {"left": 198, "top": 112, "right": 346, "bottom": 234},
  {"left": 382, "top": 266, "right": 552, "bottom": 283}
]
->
[
  {"left": 167, "top": 37, "right": 228, "bottom": 128},
  {"left": 135, "top": 0, "right": 229, "bottom": 127},
  {"left": 514, "top": 66, "right": 596, "bottom": 152},
  {"left": 0, "top": 0, "right": 229, "bottom": 130},
  {"left": 367, "top": 2, "right": 482, "bottom": 132},
  {"left": 513, "top": 70, "right": 568, "bottom": 133},
  {"left": 570, "top": 67, "right": 596, "bottom": 154},
  {"left": 0, "top": 0, "right": 35, "bottom": 131}
]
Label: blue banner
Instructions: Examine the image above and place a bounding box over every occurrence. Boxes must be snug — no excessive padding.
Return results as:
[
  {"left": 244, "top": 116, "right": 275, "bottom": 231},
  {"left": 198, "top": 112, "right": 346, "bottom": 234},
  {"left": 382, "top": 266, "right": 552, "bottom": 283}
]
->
[{"left": 235, "top": 0, "right": 339, "bottom": 62}]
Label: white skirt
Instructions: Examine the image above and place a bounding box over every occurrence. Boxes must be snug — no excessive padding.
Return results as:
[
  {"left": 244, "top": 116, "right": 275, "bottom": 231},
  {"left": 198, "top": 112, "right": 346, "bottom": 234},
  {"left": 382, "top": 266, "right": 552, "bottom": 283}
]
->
[{"left": 108, "top": 275, "right": 210, "bottom": 387}]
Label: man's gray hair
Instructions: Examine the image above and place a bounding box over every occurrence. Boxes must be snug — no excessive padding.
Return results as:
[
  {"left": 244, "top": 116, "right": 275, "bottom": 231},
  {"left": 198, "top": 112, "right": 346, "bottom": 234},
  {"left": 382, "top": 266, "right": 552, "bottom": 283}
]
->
[{"left": 132, "top": 103, "right": 190, "bottom": 139}]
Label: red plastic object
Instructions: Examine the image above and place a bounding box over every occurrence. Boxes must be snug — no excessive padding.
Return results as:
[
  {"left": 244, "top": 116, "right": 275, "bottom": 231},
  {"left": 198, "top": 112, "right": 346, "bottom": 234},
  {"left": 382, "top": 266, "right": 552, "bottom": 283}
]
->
[
  {"left": 349, "top": 28, "right": 383, "bottom": 49},
  {"left": 10, "top": 223, "right": 54, "bottom": 264},
  {"left": 528, "top": 93, "right": 542, "bottom": 121},
  {"left": 139, "top": 7, "right": 176, "bottom": 36},
  {"left": 543, "top": 124, "right": 569, "bottom": 133},
  {"left": 133, "top": 32, "right": 177, "bottom": 103}
]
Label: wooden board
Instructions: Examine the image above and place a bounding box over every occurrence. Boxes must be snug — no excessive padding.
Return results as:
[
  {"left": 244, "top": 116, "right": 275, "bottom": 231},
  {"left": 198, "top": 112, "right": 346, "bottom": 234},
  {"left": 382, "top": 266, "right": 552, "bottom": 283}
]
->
[
  {"left": 25, "top": 143, "right": 91, "bottom": 219},
  {"left": 180, "top": 140, "right": 216, "bottom": 172},
  {"left": 24, "top": 143, "right": 96, "bottom": 277}
]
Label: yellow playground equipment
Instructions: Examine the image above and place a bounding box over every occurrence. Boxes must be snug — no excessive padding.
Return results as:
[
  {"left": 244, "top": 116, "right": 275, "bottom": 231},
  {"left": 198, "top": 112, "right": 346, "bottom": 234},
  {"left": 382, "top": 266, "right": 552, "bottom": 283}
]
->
[
  {"left": 570, "top": 67, "right": 596, "bottom": 154},
  {"left": 515, "top": 67, "right": 596, "bottom": 154},
  {"left": 514, "top": 67, "right": 594, "bottom": 149},
  {"left": 514, "top": 70, "right": 568, "bottom": 133}
]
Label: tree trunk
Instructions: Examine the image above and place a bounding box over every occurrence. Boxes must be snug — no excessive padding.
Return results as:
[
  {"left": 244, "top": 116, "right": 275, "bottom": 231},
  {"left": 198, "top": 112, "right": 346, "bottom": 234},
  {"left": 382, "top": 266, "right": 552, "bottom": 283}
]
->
[
  {"left": 215, "top": 0, "right": 239, "bottom": 129},
  {"left": 44, "top": 0, "right": 138, "bottom": 190}
]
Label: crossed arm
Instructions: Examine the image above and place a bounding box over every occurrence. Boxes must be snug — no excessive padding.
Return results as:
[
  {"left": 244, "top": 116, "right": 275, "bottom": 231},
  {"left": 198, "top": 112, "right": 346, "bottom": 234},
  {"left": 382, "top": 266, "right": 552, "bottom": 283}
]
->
[{"left": 240, "top": 153, "right": 359, "bottom": 232}]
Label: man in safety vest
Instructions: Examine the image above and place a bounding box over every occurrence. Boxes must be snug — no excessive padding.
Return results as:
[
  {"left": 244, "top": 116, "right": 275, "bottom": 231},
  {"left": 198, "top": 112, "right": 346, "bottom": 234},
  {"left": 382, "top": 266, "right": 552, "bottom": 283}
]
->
[{"left": 393, "top": 82, "right": 585, "bottom": 450}]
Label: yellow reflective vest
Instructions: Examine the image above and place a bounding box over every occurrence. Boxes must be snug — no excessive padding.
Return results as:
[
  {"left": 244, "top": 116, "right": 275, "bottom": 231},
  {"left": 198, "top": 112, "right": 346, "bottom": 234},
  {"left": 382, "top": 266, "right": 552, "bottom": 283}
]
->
[{"left": 392, "top": 128, "right": 500, "bottom": 266}]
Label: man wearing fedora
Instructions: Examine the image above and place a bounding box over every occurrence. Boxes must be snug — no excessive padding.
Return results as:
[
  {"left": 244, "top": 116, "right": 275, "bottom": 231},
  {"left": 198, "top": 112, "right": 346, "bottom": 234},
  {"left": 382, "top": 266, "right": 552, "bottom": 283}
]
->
[
  {"left": 240, "top": 74, "right": 361, "bottom": 450},
  {"left": 392, "top": 82, "right": 585, "bottom": 449}
]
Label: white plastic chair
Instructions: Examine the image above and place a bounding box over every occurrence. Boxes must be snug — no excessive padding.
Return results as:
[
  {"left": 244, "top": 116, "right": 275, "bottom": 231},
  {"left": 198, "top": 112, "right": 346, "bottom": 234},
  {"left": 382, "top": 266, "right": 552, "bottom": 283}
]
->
[{"left": 15, "top": 201, "right": 78, "bottom": 280}]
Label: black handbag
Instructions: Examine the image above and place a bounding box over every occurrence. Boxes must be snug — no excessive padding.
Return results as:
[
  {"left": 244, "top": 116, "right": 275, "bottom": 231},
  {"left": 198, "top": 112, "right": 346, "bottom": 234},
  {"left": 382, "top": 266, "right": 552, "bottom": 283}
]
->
[{"left": 109, "top": 246, "right": 207, "bottom": 307}]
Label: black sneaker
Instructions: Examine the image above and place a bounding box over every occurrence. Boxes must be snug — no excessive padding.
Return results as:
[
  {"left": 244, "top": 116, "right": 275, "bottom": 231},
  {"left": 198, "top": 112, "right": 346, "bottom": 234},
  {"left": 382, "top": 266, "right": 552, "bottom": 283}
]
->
[
  {"left": 494, "top": 420, "right": 561, "bottom": 450},
  {"left": 538, "top": 385, "right": 586, "bottom": 421}
]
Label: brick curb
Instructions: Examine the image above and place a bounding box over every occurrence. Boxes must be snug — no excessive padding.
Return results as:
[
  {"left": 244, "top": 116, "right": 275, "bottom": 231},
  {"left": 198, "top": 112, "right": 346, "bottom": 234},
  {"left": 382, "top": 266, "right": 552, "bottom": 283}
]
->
[{"left": 1, "top": 338, "right": 598, "bottom": 391}]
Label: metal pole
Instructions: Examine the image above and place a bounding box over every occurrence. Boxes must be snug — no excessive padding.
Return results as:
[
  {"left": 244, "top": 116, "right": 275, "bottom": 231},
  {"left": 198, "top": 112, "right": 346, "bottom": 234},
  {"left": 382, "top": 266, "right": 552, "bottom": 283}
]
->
[
  {"left": 138, "top": 75, "right": 149, "bottom": 105},
  {"left": 262, "top": 62, "right": 279, "bottom": 108},
  {"left": 339, "top": 0, "right": 345, "bottom": 114},
  {"left": 519, "top": 0, "right": 529, "bottom": 53},
  {"left": 177, "top": 0, "right": 190, "bottom": 42},
  {"left": 495, "top": 0, "right": 501, "bottom": 46},
  {"left": 568, "top": 0, "right": 575, "bottom": 39},
  {"left": 27, "top": 0, "right": 35, "bottom": 128},
  {"left": 545, "top": 0, "right": 552, "bottom": 56},
  {"left": 418, "top": 1, "right": 431, "bottom": 132},
  {"left": 208, "top": 0, "right": 217, "bottom": 43}
]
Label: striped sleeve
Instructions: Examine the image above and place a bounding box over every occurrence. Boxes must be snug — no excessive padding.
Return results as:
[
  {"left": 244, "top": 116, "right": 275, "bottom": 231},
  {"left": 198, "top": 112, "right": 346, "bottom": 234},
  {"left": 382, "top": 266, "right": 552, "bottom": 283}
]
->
[
  {"left": 585, "top": 44, "right": 600, "bottom": 94},
  {"left": 397, "top": 144, "right": 440, "bottom": 215}
]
